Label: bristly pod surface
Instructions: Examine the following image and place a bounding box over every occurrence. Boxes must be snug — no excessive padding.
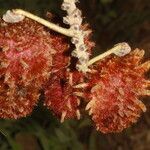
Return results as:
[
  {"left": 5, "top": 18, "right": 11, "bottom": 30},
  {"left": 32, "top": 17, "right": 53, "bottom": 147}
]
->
[
  {"left": 0, "top": 18, "right": 55, "bottom": 118},
  {"left": 0, "top": 77, "right": 40, "bottom": 119},
  {"left": 85, "top": 49, "right": 150, "bottom": 133},
  {"left": 44, "top": 70, "right": 84, "bottom": 122},
  {"left": 0, "top": 18, "right": 54, "bottom": 88}
]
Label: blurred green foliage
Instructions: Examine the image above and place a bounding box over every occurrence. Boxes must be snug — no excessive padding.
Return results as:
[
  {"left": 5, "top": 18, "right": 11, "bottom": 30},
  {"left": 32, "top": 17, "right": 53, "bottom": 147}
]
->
[{"left": 0, "top": 107, "right": 93, "bottom": 150}]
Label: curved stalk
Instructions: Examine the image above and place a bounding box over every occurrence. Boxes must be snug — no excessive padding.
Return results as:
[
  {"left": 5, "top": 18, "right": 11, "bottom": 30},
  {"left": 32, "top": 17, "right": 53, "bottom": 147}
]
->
[
  {"left": 13, "top": 9, "right": 74, "bottom": 37},
  {"left": 88, "top": 42, "right": 131, "bottom": 66}
]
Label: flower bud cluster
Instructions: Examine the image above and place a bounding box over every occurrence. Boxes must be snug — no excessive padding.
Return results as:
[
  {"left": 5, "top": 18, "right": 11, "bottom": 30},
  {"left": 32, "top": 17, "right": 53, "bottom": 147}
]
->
[{"left": 61, "top": 0, "right": 90, "bottom": 73}]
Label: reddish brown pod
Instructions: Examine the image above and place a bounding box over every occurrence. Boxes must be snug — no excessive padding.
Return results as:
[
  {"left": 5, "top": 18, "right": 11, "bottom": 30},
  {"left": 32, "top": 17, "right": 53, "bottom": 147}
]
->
[
  {"left": 86, "top": 49, "right": 150, "bottom": 133},
  {"left": 50, "top": 33, "right": 70, "bottom": 73},
  {"left": 0, "top": 76, "right": 40, "bottom": 119},
  {"left": 44, "top": 69, "right": 85, "bottom": 122},
  {"left": 0, "top": 18, "right": 54, "bottom": 88},
  {"left": 0, "top": 18, "right": 55, "bottom": 119}
]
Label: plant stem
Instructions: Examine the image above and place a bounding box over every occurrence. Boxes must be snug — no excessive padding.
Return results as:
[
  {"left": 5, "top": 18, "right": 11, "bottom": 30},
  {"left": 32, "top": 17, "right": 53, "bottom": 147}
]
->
[
  {"left": 12, "top": 9, "right": 74, "bottom": 37},
  {"left": 88, "top": 43, "right": 130, "bottom": 66}
]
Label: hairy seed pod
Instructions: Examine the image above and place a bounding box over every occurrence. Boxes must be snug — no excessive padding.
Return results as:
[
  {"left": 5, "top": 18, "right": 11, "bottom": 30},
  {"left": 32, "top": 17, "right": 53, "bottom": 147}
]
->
[
  {"left": 44, "top": 70, "right": 84, "bottom": 122},
  {"left": 0, "top": 18, "right": 55, "bottom": 119},
  {"left": 0, "top": 76, "right": 40, "bottom": 119},
  {"left": 86, "top": 49, "right": 150, "bottom": 133},
  {"left": 0, "top": 18, "right": 54, "bottom": 88}
]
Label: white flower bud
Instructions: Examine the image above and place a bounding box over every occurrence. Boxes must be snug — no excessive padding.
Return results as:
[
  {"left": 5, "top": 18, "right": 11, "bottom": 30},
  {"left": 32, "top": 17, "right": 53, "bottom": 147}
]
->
[
  {"left": 79, "top": 57, "right": 89, "bottom": 63},
  {"left": 71, "top": 37, "right": 79, "bottom": 44},
  {"left": 70, "top": 24, "right": 80, "bottom": 31},
  {"left": 71, "top": 51, "right": 78, "bottom": 57},
  {"left": 62, "top": 0, "right": 90, "bottom": 73},
  {"left": 62, "top": 1, "right": 76, "bottom": 15},
  {"left": 72, "top": 9, "right": 82, "bottom": 18},
  {"left": 63, "top": 17, "right": 70, "bottom": 24},
  {"left": 61, "top": 2, "right": 71, "bottom": 11},
  {"left": 76, "top": 50, "right": 89, "bottom": 59},
  {"left": 79, "top": 44, "right": 87, "bottom": 51}
]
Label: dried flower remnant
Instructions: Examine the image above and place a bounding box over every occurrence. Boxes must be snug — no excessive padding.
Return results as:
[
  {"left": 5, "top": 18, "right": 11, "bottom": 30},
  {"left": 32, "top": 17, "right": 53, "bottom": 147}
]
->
[
  {"left": 86, "top": 49, "right": 150, "bottom": 133},
  {"left": 3, "top": 10, "right": 25, "bottom": 23},
  {"left": 88, "top": 42, "right": 131, "bottom": 66}
]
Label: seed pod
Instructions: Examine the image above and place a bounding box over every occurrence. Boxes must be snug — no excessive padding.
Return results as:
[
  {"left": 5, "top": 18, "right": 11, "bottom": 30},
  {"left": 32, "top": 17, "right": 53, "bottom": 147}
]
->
[
  {"left": 0, "top": 18, "right": 54, "bottom": 88},
  {"left": 44, "top": 71, "right": 84, "bottom": 122},
  {"left": 0, "top": 18, "right": 54, "bottom": 119},
  {"left": 86, "top": 49, "right": 150, "bottom": 133}
]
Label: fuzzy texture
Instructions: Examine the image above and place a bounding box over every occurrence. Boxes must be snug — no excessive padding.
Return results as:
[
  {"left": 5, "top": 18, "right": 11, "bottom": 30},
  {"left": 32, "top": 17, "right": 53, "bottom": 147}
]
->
[
  {"left": 44, "top": 70, "right": 84, "bottom": 122},
  {"left": 0, "top": 18, "right": 55, "bottom": 119},
  {"left": 0, "top": 76, "right": 40, "bottom": 119},
  {"left": 0, "top": 18, "right": 54, "bottom": 88},
  {"left": 50, "top": 33, "right": 70, "bottom": 73},
  {"left": 86, "top": 49, "right": 150, "bottom": 133}
]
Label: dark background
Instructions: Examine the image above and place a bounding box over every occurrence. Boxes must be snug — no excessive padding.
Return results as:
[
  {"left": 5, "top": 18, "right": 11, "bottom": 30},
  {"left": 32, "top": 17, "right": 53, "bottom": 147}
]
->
[{"left": 0, "top": 0, "right": 150, "bottom": 150}]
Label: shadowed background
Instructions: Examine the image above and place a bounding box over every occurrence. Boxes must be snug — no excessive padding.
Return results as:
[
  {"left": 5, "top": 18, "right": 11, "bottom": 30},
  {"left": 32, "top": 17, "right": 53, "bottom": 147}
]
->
[{"left": 0, "top": 0, "right": 150, "bottom": 150}]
